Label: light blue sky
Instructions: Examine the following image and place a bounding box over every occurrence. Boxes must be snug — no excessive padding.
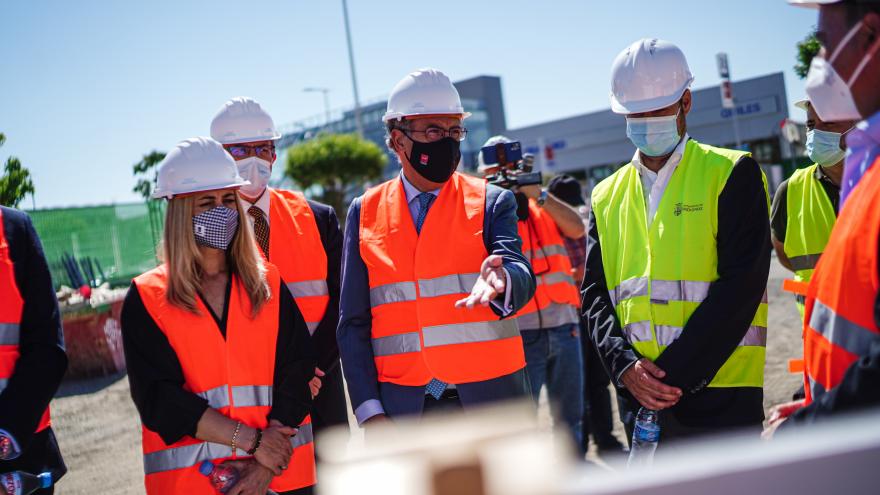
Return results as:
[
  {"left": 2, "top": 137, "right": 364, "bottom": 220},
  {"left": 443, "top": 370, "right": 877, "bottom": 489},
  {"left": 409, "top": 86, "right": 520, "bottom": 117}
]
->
[{"left": 1, "top": 0, "right": 818, "bottom": 208}]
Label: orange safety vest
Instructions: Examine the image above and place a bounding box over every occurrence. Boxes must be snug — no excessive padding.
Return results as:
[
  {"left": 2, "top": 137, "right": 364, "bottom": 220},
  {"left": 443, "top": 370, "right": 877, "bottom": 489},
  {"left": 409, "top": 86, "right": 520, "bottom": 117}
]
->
[
  {"left": 267, "top": 189, "right": 329, "bottom": 336},
  {"left": 516, "top": 200, "right": 581, "bottom": 330},
  {"left": 134, "top": 263, "right": 315, "bottom": 494},
  {"left": 802, "top": 156, "right": 880, "bottom": 406},
  {"left": 0, "top": 209, "right": 51, "bottom": 433},
  {"left": 360, "top": 173, "right": 526, "bottom": 386}
]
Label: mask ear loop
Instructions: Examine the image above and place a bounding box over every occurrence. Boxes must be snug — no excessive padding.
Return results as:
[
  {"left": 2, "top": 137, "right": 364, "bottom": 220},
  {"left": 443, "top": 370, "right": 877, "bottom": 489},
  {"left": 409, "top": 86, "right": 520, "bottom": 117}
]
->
[{"left": 847, "top": 28, "right": 880, "bottom": 86}]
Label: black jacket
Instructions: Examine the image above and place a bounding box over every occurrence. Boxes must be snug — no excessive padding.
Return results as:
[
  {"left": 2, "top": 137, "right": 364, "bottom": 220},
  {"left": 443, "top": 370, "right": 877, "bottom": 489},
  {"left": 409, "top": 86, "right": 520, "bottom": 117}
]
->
[
  {"left": 0, "top": 206, "right": 68, "bottom": 479},
  {"left": 581, "top": 154, "right": 771, "bottom": 428},
  {"left": 301, "top": 200, "right": 343, "bottom": 373}
]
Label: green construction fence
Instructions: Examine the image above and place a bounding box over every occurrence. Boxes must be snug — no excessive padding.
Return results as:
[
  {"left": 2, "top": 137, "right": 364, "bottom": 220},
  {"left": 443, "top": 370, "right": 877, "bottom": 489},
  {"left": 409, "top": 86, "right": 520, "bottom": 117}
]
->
[{"left": 28, "top": 201, "right": 165, "bottom": 289}]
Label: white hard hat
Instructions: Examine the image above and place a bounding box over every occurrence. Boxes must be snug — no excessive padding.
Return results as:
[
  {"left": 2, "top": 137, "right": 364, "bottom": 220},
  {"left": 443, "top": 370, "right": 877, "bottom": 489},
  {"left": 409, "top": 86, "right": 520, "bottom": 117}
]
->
[
  {"left": 477, "top": 135, "right": 512, "bottom": 173},
  {"left": 152, "top": 137, "right": 250, "bottom": 199},
  {"left": 795, "top": 98, "right": 811, "bottom": 111},
  {"left": 610, "top": 38, "right": 694, "bottom": 115},
  {"left": 383, "top": 68, "right": 471, "bottom": 122},
  {"left": 788, "top": 0, "right": 844, "bottom": 8},
  {"left": 210, "top": 96, "right": 281, "bottom": 145}
]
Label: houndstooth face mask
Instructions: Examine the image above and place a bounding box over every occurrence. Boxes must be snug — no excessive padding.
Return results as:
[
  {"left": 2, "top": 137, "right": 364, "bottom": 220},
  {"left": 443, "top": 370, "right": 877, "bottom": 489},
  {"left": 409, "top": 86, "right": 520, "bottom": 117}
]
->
[{"left": 192, "top": 206, "right": 239, "bottom": 250}]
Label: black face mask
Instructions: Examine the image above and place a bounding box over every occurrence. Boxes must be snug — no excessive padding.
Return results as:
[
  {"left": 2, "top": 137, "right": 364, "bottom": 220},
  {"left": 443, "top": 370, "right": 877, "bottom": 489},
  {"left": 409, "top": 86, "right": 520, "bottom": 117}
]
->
[
  {"left": 404, "top": 136, "right": 461, "bottom": 183},
  {"left": 514, "top": 192, "right": 530, "bottom": 221}
]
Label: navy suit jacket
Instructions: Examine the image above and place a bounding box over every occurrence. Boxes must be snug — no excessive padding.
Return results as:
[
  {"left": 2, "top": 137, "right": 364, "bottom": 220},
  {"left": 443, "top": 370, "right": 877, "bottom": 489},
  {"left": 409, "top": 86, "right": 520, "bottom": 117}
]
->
[{"left": 337, "top": 178, "right": 535, "bottom": 423}]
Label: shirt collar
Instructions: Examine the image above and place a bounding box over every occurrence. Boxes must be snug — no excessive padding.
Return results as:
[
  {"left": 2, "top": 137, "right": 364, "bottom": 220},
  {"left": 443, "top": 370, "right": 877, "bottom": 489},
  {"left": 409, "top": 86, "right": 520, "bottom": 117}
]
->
[
  {"left": 399, "top": 172, "right": 441, "bottom": 205},
  {"left": 814, "top": 164, "right": 841, "bottom": 188},
  {"left": 239, "top": 187, "right": 271, "bottom": 217},
  {"left": 632, "top": 133, "right": 690, "bottom": 177}
]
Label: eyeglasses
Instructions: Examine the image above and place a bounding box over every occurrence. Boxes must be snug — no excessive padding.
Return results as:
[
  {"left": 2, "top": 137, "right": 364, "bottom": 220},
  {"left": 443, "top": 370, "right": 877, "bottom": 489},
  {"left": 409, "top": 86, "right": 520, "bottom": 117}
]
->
[
  {"left": 226, "top": 144, "right": 276, "bottom": 158},
  {"left": 399, "top": 126, "right": 468, "bottom": 142}
]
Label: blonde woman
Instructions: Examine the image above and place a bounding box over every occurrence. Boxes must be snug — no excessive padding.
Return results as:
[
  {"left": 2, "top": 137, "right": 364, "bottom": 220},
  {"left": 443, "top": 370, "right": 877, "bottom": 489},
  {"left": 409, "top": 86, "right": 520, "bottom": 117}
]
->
[{"left": 121, "top": 137, "right": 316, "bottom": 495}]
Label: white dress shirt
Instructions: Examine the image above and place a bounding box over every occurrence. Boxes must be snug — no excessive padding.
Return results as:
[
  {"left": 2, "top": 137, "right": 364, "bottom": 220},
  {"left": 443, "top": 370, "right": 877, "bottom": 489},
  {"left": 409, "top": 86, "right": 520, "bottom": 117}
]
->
[{"left": 631, "top": 134, "right": 690, "bottom": 227}]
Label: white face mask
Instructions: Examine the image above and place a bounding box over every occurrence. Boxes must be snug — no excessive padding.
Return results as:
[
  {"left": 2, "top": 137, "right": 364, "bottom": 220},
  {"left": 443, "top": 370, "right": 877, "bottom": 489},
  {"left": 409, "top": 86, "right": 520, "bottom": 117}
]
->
[
  {"left": 626, "top": 112, "right": 681, "bottom": 157},
  {"left": 235, "top": 157, "right": 272, "bottom": 198},
  {"left": 806, "top": 20, "right": 880, "bottom": 122}
]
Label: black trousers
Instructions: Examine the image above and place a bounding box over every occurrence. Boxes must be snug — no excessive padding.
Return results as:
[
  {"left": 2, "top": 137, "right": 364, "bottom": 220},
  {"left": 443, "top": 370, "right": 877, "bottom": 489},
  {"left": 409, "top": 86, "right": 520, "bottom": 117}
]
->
[{"left": 579, "top": 319, "right": 619, "bottom": 450}]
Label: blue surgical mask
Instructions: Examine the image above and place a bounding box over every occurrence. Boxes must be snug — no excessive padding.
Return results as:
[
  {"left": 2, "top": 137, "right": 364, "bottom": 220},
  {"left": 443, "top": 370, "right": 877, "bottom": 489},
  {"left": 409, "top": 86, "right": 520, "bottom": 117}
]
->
[
  {"left": 192, "top": 206, "right": 239, "bottom": 250},
  {"left": 626, "top": 112, "right": 681, "bottom": 157},
  {"left": 806, "top": 129, "right": 846, "bottom": 167}
]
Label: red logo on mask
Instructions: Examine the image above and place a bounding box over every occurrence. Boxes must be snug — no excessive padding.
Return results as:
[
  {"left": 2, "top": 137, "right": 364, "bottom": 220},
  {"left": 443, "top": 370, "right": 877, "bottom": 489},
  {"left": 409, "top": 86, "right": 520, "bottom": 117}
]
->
[{"left": 420, "top": 154, "right": 429, "bottom": 166}]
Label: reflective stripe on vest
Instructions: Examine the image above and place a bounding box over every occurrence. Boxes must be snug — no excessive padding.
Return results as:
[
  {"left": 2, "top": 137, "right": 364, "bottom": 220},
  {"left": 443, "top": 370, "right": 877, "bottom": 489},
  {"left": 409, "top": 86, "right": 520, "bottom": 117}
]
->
[
  {"left": 624, "top": 321, "right": 766, "bottom": 348},
  {"left": 287, "top": 280, "right": 329, "bottom": 334},
  {"left": 372, "top": 332, "right": 421, "bottom": 357},
  {"left": 592, "top": 140, "right": 769, "bottom": 388},
  {"left": 538, "top": 272, "right": 576, "bottom": 287},
  {"left": 523, "top": 244, "right": 569, "bottom": 260},
  {"left": 268, "top": 189, "right": 330, "bottom": 337},
  {"left": 789, "top": 254, "right": 823, "bottom": 271},
  {"left": 516, "top": 303, "right": 579, "bottom": 330},
  {"left": 809, "top": 300, "right": 880, "bottom": 357},
  {"left": 0, "top": 323, "right": 19, "bottom": 345},
  {"left": 143, "top": 422, "right": 315, "bottom": 474},
  {"left": 422, "top": 319, "right": 519, "bottom": 347},
  {"left": 370, "top": 320, "right": 520, "bottom": 357}
]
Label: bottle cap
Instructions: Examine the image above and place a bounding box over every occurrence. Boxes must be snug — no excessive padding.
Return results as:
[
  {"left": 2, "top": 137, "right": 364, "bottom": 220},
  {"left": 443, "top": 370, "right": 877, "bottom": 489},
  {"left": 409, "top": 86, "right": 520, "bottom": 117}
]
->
[
  {"left": 38, "top": 473, "right": 53, "bottom": 489},
  {"left": 199, "top": 460, "right": 215, "bottom": 476}
]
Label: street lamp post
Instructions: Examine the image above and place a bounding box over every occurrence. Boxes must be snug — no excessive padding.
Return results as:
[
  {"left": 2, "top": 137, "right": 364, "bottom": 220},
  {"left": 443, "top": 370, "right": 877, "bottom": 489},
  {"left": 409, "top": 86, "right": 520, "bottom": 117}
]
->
[
  {"left": 303, "top": 87, "right": 332, "bottom": 126},
  {"left": 341, "top": 0, "right": 364, "bottom": 137}
]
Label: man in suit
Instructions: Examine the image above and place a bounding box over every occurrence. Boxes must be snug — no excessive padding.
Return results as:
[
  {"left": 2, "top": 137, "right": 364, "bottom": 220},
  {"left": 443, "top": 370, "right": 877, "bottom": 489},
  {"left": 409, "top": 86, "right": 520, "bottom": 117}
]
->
[
  {"left": 210, "top": 97, "right": 347, "bottom": 480},
  {"left": 0, "top": 206, "right": 68, "bottom": 494},
  {"left": 337, "top": 68, "right": 536, "bottom": 431}
]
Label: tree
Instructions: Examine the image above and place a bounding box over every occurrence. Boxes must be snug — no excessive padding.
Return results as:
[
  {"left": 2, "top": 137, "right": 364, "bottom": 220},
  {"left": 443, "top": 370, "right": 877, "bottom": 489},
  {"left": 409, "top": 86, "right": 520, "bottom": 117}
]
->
[
  {"left": 285, "top": 133, "right": 387, "bottom": 220},
  {"left": 132, "top": 150, "right": 167, "bottom": 200},
  {"left": 0, "top": 133, "right": 35, "bottom": 208},
  {"left": 795, "top": 29, "right": 821, "bottom": 79},
  {"left": 132, "top": 150, "right": 167, "bottom": 259}
]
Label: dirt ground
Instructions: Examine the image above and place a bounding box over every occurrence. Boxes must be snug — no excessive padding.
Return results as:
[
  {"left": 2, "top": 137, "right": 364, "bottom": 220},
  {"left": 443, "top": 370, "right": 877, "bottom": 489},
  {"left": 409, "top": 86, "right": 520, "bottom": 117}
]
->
[{"left": 48, "top": 257, "right": 804, "bottom": 494}]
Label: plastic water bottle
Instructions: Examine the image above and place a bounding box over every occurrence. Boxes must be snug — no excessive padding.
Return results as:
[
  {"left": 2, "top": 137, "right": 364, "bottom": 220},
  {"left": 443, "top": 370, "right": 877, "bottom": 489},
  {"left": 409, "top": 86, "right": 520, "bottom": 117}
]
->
[
  {"left": 627, "top": 408, "right": 660, "bottom": 468},
  {"left": 199, "top": 461, "right": 239, "bottom": 493},
  {"left": 0, "top": 471, "right": 53, "bottom": 495}
]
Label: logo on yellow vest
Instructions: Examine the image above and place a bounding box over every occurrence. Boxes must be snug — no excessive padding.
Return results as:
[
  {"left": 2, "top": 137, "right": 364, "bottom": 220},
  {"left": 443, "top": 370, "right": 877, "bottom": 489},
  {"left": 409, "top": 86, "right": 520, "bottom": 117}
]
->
[{"left": 673, "top": 202, "right": 704, "bottom": 216}]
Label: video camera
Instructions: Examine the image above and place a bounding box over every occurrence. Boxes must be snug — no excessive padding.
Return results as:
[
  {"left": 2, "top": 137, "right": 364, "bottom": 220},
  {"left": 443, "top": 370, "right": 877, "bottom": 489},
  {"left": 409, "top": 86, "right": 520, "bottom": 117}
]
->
[{"left": 481, "top": 141, "right": 542, "bottom": 189}]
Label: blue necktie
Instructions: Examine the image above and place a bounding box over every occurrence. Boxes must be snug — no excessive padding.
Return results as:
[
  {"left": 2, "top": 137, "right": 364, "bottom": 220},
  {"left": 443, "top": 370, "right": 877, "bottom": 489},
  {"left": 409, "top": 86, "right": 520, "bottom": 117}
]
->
[
  {"left": 415, "top": 193, "right": 447, "bottom": 399},
  {"left": 415, "top": 192, "right": 435, "bottom": 234}
]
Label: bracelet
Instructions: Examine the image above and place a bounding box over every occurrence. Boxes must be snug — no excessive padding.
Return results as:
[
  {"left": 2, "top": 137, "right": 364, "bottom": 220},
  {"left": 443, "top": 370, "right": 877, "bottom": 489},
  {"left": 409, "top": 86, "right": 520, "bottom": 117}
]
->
[
  {"left": 246, "top": 428, "right": 263, "bottom": 455},
  {"left": 231, "top": 421, "right": 242, "bottom": 453}
]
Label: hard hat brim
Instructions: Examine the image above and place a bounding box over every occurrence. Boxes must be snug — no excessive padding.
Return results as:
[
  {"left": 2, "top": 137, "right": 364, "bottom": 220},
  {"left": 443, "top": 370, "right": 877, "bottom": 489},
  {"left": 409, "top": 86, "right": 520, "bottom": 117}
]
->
[
  {"left": 788, "top": 0, "right": 843, "bottom": 8},
  {"left": 213, "top": 133, "right": 282, "bottom": 145},
  {"left": 795, "top": 99, "right": 811, "bottom": 111},
  {"left": 383, "top": 111, "right": 472, "bottom": 122},
  {"left": 610, "top": 80, "right": 692, "bottom": 115},
  {"left": 151, "top": 179, "right": 251, "bottom": 200}
]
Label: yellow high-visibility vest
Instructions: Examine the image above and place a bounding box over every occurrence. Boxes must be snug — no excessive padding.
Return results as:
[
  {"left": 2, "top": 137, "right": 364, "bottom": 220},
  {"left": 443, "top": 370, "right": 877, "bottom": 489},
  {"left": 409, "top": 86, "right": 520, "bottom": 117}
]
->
[
  {"left": 783, "top": 164, "right": 837, "bottom": 319},
  {"left": 591, "top": 139, "right": 769, "bottom": 388}
]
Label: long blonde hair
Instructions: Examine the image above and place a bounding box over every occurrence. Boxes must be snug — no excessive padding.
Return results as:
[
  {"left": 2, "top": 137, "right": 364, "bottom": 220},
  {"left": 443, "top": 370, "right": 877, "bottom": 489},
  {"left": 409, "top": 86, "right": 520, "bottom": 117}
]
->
[{"left": 161, "top": 192, "right": 270, "bottom": 317}]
